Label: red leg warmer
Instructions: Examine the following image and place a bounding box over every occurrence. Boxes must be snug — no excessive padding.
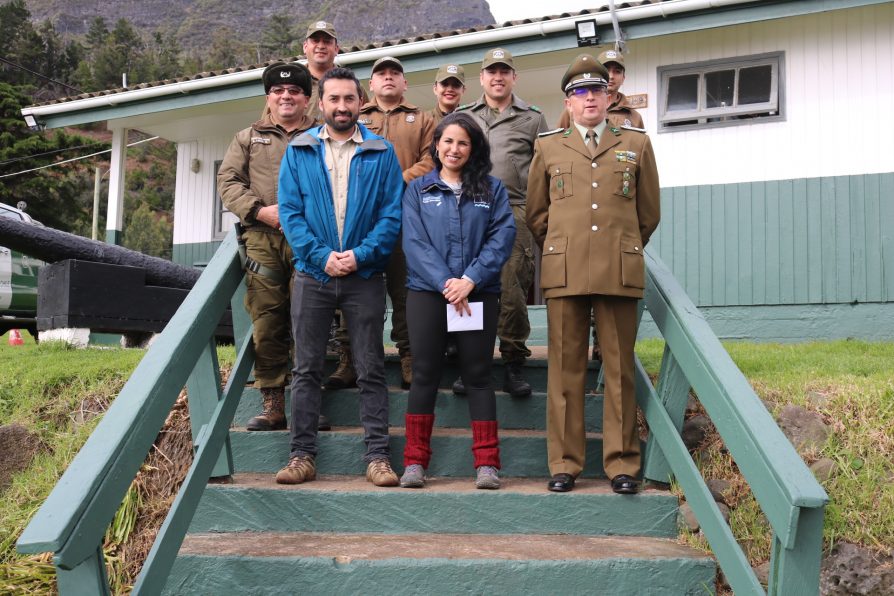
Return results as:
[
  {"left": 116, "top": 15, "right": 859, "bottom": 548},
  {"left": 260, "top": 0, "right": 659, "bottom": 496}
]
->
[
  {"left": 403, "top": 414, "right": 435, "bottom": 468},
  {"left": 471, "top": 419, "right": 501, "bottom": 469}
]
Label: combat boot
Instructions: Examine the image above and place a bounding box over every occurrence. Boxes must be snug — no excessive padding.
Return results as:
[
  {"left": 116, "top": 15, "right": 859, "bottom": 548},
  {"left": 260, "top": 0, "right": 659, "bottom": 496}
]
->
[
  {"left": 246, "top": 387, "right": 287, "bottom": 431},
  {"left": 324, "top": 345, "right": 357, "bottom": 390},
  {"left": 502, "top": 362, "right": 532, "bottom": 398},
  {"left": 400, "top": 353, "right": 413, "bottom": 389}
]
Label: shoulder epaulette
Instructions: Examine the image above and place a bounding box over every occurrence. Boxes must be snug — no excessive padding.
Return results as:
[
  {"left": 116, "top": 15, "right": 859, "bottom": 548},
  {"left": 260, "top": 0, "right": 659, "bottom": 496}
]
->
[
  {"left": 621, "top": 125, "right": 647, "bottom": 133},
  {"left": 538, "top": 127, "right": 564, "bottom": 137},
  {"left": 529, "top": 105, "right": 542, "bottom": 113}
]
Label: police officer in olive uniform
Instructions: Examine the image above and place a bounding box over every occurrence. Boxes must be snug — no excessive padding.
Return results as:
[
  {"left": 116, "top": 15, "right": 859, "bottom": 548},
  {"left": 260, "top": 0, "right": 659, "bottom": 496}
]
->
[
  {"left": 527, "top": 54, "right": 660, "bottom": 494},
  {"left": 458, "top": 48, "right": 549, "bottom": 398},
  {"left": 218, "top": 62, "right": 319, "bottom": 431},
  {"left": 430, "top": 63, "right": 466, "bottom": 124}
]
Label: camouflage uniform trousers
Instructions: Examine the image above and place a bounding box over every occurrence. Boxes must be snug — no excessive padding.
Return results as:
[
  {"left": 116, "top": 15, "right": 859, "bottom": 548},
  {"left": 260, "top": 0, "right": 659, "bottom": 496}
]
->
[
  {"left": 498, "top": 204, "right": 535, "bottom": 364},
  {"left": 243, "top": 230, "right": 293, "bottom": 389},
  {"left": 333, "top": 234, "right": 409, "bottom": 358}
]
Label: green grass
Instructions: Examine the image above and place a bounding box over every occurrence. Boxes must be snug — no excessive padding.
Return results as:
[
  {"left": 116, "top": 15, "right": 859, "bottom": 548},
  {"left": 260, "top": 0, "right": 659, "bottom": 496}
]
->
[{"left": 636, "top": 338, "right": 894, "bottom": 563}]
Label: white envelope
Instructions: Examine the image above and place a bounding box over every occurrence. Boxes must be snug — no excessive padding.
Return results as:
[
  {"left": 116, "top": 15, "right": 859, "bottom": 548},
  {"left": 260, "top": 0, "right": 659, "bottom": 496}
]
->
[{"left": 446, "top": 301, "right": 484, "bottom": 332}]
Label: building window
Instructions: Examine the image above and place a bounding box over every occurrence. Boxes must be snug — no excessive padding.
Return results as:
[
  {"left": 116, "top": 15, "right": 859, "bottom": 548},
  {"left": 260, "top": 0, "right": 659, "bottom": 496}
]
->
[
  {"left": 212, "top": 160, "right": 238, "bottom": 239},
  {"left": 658, "top": 52, "right": 784, "bottom": 131}
]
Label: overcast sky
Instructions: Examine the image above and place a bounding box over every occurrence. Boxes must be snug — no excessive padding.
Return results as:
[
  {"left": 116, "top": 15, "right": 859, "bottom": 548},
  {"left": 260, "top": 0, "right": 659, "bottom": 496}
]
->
[{"left": 487, "top": 0, "right": 596, "bottom": 23}]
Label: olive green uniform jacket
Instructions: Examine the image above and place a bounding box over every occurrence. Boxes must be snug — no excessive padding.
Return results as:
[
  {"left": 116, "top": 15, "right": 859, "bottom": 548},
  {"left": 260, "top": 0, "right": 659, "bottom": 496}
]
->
[
  {"left": 458, "top": 95, "right": 549, "bottom": 205},
  {"left": 358, "top": 97, "right": 435, "bottom": 183},
  {"left": 218, "top": 114, "right": 316, "bottom": 232},
  {"left": 527, "top": 124, "right": 660, "bottom": 299}
]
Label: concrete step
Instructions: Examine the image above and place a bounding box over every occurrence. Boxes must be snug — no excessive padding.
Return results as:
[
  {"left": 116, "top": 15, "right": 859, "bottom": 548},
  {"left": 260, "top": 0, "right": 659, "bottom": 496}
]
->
[
  {"left": 190, "top": 474, "right": 679, "bottom": 538},
  {"left": 234, "top": 387, "right": 606, "bottom": 432},
  {"left": 231, "top": 427, "right": 624, "bottom": 478},
  {"left": 166, "top": 531, "right": 715, "bottom": 595}
]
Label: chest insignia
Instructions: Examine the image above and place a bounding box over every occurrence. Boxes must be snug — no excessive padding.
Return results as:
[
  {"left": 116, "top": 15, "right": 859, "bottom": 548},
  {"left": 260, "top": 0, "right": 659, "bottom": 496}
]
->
[
  {"left": 406, "top": 114, "right": 416, "bottom": 123},
  {"left": 422, "top": 195, "right": 442, "bottom": 207},
  {"left": 615, "top": 150, "right": 637, "bottom": 164},
  {"left": 358, "top": 118, "right": 372, "bottom": 125},
  {"left": 250, "top": 137, "right": 271, "bottom": 145}
]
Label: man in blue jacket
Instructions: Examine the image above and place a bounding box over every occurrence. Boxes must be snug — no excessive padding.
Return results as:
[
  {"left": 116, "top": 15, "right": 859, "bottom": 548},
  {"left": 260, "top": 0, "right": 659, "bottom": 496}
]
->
[{"left": 276, "top": 67, "right": 404, "bottom": 487}]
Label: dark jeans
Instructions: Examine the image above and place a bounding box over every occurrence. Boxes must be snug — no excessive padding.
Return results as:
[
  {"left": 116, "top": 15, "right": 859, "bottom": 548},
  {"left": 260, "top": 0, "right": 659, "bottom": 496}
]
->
[
  {"left": 289, "top": 272, "right": 389, "bottom": 462},
  {"left": 406, "top": 290, "right": 500, "bottom": 421}
]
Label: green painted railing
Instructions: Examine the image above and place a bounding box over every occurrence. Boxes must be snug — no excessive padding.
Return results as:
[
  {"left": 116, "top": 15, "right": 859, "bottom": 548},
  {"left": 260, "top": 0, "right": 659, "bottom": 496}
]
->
[
  {"left": 16, "top": 230, "right": 253, "bottom": 595},
  {"left": 639, "top": 248, "right": 828, "bottom": 595}
]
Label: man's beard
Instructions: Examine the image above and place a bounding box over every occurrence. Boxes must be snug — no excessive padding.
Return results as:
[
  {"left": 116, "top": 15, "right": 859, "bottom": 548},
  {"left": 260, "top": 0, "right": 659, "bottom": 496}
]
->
[{"left": 325, "top": 109, "right": 358, "bottom": 133}]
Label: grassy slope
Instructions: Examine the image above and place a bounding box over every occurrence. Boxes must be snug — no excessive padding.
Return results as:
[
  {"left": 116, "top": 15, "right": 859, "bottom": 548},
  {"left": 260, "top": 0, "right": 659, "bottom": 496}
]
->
[{"left": 0, "top": 333, "right": 891, "bottom": 591}]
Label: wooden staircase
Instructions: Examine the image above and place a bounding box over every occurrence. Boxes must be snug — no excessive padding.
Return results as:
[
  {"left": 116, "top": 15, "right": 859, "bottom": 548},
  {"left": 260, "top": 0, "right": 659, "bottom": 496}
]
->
[{"left": 165, "top": 353, "right": 716, "bottom": 594}]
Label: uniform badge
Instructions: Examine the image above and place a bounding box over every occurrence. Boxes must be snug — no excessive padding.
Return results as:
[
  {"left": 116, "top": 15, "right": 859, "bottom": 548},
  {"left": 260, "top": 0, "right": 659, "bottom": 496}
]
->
[
  {"left": 447, "top": 65, "right": 458, "bottom": 74},
  {"left": 605, "top": 50, "right": 618, "bottom": 59},
  {"left": 280, "top": 71, "right": 291, "bottom": 79},
  {"left": 624, "top": 118, "right": 631, "bottom": 126},
  {"left": 615, "top": 150, "right": 637, "bottom": 164},
  {"left": 315, "top": 21, "right": 327, "bottom": 28},
  {"left": 406, "top": 114, "right": 416, "bottom": 123},
  {"left": 493, "top": 50, "right": 505, "bottom": 59},
  {"left": 358, "top": 118, "right": 372, "bottom": 125},
  {"left": 251, "top": 137, "right": 271, "bottom": 145}
]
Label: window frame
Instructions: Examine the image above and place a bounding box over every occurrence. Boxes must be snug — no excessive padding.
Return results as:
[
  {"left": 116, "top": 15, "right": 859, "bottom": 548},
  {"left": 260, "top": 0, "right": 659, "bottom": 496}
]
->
[
  {"left": 212, "top": 159, "right": 239, "bottom": 240},
  {"left": 657, "top": 51, "right": 785, "bottom": 132}
]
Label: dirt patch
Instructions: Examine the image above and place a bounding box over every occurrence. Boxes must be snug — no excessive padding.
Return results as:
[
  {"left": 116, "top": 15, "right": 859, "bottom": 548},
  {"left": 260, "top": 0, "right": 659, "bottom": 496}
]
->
[{"left": 0, "top": 423, "right": 43, "bottom": 491}]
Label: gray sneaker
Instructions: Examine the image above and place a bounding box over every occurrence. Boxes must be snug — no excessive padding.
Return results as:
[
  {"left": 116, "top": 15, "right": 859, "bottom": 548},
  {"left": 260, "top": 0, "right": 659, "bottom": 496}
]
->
[
  {"left": 475, "top": 465, "right": 501, "bottom": 490},
  {"left": 400, "top": 464, "right": 426, "bottom": 488}
]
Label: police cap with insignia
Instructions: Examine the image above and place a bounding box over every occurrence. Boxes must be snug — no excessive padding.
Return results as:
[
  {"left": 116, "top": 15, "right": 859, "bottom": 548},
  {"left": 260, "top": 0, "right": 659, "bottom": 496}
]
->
[
  {"left": 598, "top": 49, "right": 625, "bottom": 70},
  {"left": 262, "top": 61, "right": 313, "bottom": 96},
  {"left": 306, "top": 21, "right": 337, "bottom": 41},
  {"left": 561, "top": 53, "right": 609, "bottom": 93},
  {"left": 371, "top": 56, "right": 404, "bottom": 74},
  {"left": 481, "top": 48, "right": 514, "bottom": 70},
  {"left": 435, "top": 63, "right": 465, "bottom": 85}
]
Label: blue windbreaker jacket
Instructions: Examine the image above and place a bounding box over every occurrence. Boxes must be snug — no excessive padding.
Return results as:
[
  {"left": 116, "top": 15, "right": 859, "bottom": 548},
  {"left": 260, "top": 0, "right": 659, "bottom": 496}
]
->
[
  {"left": 278, "top": 124, "right": 404, "bottom": 283},
  {"left": 402, "top": 170, "right": 515, "bottom": 294}
]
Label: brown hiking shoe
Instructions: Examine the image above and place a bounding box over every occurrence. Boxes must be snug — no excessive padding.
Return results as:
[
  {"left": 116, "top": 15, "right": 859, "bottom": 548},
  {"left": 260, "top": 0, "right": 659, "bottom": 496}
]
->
[
  {"left": 366, "top": 458, "right": 399, "bottom": 487},
  {"left": 246, "top": 387, "right": 286, "bottom": 431},
  {"left": 400, "top": 354, "right": 413, "bottom": 389},
  {"left": 275, "top": 455, "right": 316, "bottom": 485},
  {"left": 324, "top": 347, "right": 357, "bottom": 390}
]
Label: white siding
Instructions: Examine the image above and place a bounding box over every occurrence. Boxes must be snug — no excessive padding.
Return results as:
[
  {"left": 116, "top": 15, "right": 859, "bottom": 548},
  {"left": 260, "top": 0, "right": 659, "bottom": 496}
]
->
[
  {"left": 622, "top": 3, "right": 894, "bottom": 187},
  {"left": 173, "top": 136, "right": 233, "bottom": 245}
]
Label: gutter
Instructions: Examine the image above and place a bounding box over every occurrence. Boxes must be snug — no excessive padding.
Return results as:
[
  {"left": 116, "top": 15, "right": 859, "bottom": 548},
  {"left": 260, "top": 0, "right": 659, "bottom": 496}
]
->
[{"left": 21, "top": 0, "right": 757, "bottom": 121}]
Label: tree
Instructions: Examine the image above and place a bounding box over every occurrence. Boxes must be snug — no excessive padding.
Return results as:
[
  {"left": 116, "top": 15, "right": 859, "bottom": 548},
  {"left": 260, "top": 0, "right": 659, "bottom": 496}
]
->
[
  {"left": 92, "top": 19, "right": 149, "bottom": 89},
  {"left": 0, "top": 82, "right": 95, "bottom": 232},
  {"left": 260, "top": 14, "right": 295, "bottom": 60},
  {"left": 123, "top": 202, "right": 172, "bottom": 259}
]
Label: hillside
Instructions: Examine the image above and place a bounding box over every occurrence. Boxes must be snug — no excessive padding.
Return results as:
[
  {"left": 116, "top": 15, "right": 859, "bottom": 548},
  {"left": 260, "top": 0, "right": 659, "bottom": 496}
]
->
[{"left": 24, "top": 0, "right": 496, "bottom": 53}]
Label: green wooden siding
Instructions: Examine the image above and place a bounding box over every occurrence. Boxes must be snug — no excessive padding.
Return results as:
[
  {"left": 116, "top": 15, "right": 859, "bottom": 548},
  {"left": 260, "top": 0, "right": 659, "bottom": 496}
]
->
[
  {"left": 173, "top": 242, "right": 221, "bottom": 268},
  {"left": 652, "top": 172, "right": 893, "bottom": 307}
]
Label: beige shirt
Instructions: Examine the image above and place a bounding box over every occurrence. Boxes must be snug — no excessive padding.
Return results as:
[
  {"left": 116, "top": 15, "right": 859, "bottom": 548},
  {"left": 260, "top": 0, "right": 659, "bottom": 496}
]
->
[
  {"left": 320, "top": 125, "right": 364, "bottom": 242},
  {"left": 573, "top": 119, "right": 608, "bottom": 147}
]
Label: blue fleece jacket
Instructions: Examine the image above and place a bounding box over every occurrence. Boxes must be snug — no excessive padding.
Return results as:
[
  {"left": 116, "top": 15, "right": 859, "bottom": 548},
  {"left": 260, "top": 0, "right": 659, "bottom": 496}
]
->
[
  {"left": 278, "top": 124, "right": 403, "bottom": 283},
  {"left": 402, "top": 170, "right": 515, "bottom": 294}
]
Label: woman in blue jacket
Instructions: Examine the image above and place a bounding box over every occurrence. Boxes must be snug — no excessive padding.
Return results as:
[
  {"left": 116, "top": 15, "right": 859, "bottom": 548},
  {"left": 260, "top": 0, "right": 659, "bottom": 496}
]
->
[{"left": 400, "top": 112, "right": 516, "bottom": 490}]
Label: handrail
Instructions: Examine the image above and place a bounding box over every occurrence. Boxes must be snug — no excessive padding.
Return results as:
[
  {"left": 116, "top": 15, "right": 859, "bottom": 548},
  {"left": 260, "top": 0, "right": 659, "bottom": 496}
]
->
[
  {"left": 639, "top": 248, "right": 828, "bottom": 595},
  {"left": 16, "top": 230, "right": 251, "bottom": 593}
]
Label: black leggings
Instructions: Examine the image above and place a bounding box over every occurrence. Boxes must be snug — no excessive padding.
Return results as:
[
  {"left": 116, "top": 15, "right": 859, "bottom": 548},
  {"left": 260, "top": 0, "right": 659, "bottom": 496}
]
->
[{"left": 406, "top": 290, "right": 499, "bottom": 420}]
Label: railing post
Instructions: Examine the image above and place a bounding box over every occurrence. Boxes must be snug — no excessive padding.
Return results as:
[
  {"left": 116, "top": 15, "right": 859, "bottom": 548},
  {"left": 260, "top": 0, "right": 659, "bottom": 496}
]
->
[
  {"left": 186, "top": 339, "right": 233, "bottom": 477},
  {"left": 230, "top": 276, "right": 252, "bottom": 352},
  {"left": 55, "top": 545, "right": 111, "bottom": 596},
  {"left": 768, "top": 505, "right": 825, "bottom": 596},
  {"left": 643, "top": 344, "right": 691, "bottom": 484}
]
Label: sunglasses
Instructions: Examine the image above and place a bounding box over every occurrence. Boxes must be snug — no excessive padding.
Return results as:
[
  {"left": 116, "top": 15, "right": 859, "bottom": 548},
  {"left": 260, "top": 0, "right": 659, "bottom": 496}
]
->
[
  {"left": 270, "top": 87, "right": 305, "bottom": 96},
  {"left": 567, "top": 86, "right": 607, "bottom": 98}
]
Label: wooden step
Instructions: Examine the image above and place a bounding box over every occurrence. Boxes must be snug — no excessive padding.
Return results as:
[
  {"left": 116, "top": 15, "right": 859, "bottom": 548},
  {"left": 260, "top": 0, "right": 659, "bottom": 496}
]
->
[
  {"left": 167, "top": 531, "right": 715, "bottom": 595},
  {"left": 189, "top": 474, "right": 679, "bottom": 538}
]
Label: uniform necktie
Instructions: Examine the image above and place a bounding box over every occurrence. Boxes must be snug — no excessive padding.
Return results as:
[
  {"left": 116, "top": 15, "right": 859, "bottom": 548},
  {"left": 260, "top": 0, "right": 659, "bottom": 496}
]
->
[{"left": 587, "top": 129, "right": 598, "bottom": 158}]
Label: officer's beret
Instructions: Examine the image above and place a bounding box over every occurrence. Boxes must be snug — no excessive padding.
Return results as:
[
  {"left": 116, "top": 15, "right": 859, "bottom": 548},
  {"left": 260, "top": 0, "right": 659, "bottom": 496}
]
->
[
  {"left": 561, "top": 54, "right": 609, "bottom": 93},
  {"left": 598, "top": 49, "right": 625, "bottom": 70},
  {"left": 435, "top": 63, "right": 465, "bottom": 85},
  {"left": 306, "top": 21, "right": 337, "bottom": 41},
  {"left": 262, "top": 62, "right": 313, "bottom": 96}
]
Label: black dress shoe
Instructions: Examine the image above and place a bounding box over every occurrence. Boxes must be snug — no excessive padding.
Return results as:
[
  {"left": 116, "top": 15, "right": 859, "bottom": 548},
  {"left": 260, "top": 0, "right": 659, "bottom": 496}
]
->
[
  {"left": 451, "top": 376, "right": 467, "bottom": 396},
  {"left": 611, "top": 474, "right": 639, "bottom": 494},
  {"left": 547, "top": 473, "right": 575, "bottom": 492},
  {"left": 318, "top": 414, "right": 332, "bottom": 431}
]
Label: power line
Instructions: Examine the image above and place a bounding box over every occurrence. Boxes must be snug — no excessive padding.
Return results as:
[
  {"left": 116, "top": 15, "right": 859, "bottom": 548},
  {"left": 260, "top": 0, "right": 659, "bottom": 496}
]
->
[
  {"left": 0, "top": 141, "right": 110, "bottom": 167},
  {"left": 0, "top": 136, "right": 160, "bottom": 179},
  {"left": 0, "top": 56, "right": 84, "bottom": 94}
]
